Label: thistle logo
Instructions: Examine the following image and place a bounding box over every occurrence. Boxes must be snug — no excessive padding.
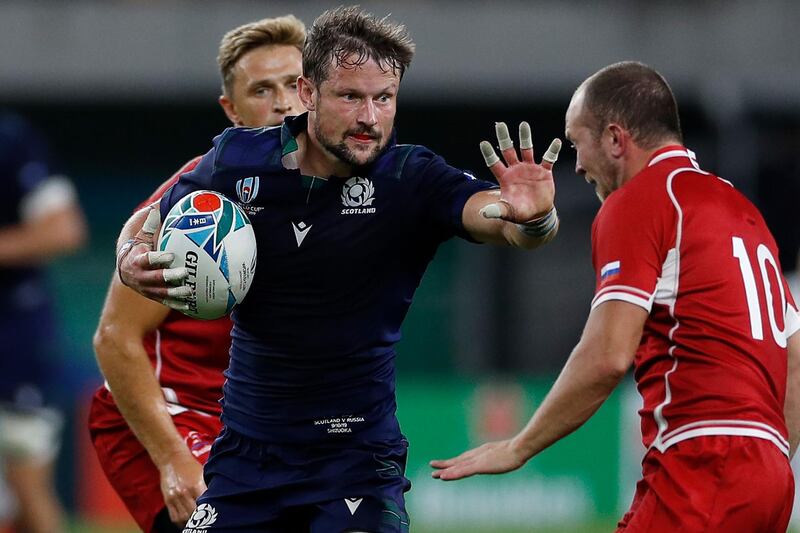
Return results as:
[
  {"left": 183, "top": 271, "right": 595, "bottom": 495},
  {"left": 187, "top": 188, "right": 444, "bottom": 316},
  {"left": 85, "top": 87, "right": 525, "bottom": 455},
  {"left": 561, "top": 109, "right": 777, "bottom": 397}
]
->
[
  {"left": 236, "top": 176, "right": 260, "bottom": 204},
  {"left": 341, "top": 177, "right": 376, "bottom": 215},
  {"left": 182, "top": 504, "right": 218, "bottom": 532}
]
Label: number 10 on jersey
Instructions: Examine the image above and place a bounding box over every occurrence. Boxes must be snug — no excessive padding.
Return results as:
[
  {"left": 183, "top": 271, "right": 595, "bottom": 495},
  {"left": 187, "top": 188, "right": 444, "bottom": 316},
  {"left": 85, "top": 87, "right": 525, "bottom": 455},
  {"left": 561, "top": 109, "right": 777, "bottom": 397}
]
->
[{"left": 732, "top": 236, "right": 788, "bottom": 348}]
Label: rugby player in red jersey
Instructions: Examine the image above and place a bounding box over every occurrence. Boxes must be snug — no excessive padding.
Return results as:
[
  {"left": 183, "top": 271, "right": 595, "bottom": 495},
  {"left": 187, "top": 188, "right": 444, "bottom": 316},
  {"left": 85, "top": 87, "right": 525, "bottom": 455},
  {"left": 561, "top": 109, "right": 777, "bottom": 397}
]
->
[
  {"left": 88, "top": 15, "right": 305, "bottom": 533},
  {"left": 432, "top": 61, "right": 800, "bottom": 532}
]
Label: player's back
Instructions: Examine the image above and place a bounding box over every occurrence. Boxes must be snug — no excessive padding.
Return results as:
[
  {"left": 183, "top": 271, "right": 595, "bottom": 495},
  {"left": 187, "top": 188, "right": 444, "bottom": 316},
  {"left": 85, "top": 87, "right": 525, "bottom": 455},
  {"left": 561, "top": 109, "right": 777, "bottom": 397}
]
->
[{"left": 616, "top": 149, "right": 797, "bottom": 455}]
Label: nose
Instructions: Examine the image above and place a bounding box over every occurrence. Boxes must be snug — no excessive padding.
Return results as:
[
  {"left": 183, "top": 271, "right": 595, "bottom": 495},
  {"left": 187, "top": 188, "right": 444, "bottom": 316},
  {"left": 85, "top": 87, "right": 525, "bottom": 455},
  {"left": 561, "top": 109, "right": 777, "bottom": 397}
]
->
[
  {"left": 357, "top": 99, "right": 378, "bottom": 126},
  {"left": 273, "top": 88, "right": 293, "bottom": 113},
  {"left": 575, "top": 160, "right": 585, "bottom": 176}
]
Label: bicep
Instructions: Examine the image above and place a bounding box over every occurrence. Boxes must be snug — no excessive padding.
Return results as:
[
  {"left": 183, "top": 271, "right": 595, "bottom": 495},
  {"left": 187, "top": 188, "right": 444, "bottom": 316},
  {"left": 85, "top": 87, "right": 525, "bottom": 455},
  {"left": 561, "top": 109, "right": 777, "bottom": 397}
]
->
[{"left": 577, "top": 300, "right": 648, "bottom": 374}]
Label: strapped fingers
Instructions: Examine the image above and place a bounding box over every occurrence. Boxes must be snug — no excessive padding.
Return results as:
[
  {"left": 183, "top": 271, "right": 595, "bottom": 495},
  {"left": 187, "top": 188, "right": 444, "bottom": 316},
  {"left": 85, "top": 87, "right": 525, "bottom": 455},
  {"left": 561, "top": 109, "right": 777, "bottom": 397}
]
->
[
  {"left": 141, "top": 207, "right": 161, "bottom": 236},
  {"left": 147, "top": 250, "right": 175, "bottom": 268},
  {"left": 541, "top": 138, "right": 562, "bottom": 170},
  {"left": 479, "top": 199, "right": 512, "bottom": 220},
  {"left": 162, "top": 297, "right": 190, "bottom": 311},
  {"left": 495, "top": 122, "right": 519, "bottom": 165},
  {"left": 480, "top": 140, "right": 507, "bottom": 182},
  {"left": 519, "top": 122, "right": 534, "bottom": 163}
]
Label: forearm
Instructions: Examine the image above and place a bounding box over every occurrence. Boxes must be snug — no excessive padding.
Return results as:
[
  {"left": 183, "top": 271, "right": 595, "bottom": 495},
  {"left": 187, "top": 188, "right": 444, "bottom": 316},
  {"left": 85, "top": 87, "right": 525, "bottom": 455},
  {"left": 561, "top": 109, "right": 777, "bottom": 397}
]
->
[
  {"left": 510, "top": 343, "right": 626, "bottom": 460},
  {"left": 94, "top": 325, "right": 187, "bottom": 468}
]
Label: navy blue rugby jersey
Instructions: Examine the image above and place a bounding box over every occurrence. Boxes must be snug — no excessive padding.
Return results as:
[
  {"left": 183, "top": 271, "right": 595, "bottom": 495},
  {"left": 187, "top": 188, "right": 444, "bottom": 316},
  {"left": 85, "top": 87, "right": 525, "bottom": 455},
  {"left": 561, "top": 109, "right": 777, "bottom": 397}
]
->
[{"left": 161, "top": 113, "right": 495, "bottom": 443}]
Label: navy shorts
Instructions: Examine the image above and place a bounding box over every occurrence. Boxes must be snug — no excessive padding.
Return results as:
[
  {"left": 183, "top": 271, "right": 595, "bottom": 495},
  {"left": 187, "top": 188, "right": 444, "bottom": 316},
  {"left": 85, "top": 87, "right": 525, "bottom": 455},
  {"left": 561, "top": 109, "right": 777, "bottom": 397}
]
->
[{"left": 182, "top": 427, "right": 411, "bottom": 533}]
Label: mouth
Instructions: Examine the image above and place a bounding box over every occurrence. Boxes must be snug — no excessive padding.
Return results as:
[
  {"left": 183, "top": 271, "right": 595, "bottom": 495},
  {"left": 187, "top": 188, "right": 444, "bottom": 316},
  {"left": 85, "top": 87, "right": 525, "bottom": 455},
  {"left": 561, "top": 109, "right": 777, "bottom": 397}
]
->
[{"left": 348, "top": 133, "right": 377, "bottom": 144}]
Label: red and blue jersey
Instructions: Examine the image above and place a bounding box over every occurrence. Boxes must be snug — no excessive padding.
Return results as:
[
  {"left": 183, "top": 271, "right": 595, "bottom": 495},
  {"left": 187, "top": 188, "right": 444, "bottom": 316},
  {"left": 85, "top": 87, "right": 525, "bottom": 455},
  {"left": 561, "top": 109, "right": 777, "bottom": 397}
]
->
[
  {"left": 591, "top": 146, "right": 800, "bottom": 457},
  {"left": 161, "top": 113, "right": 496, "bottom": 444}
]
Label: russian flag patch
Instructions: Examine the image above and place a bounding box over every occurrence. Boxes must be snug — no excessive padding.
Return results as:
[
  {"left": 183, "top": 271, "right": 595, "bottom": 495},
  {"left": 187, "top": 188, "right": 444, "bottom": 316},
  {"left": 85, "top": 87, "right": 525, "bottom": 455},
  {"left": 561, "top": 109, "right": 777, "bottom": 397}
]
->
[{"left": 600, "top": 260, "right": 621, "bottom": 282}]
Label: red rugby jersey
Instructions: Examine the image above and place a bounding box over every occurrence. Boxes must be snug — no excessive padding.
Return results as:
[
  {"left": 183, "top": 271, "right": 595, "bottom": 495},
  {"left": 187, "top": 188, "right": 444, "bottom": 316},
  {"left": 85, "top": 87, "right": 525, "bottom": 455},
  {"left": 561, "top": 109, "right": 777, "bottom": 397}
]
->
[
  {"left": 91, "top": 157, "right": 232, "bottom": 428},
  {"left": 591, "top": 146, "right": 800, "bottom": 457}
]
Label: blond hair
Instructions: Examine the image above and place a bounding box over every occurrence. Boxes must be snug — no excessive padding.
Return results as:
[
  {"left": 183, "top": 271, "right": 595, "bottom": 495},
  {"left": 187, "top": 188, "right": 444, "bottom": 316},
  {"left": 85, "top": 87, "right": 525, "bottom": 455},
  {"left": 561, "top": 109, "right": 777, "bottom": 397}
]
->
[{"left": 217, "top": 15, "right": 306, "bottom": 95}]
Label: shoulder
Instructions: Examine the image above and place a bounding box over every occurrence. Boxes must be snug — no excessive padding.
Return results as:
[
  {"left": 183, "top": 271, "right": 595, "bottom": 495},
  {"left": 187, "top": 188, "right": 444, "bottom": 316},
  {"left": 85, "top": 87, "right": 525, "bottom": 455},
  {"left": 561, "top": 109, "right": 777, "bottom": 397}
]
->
[
  {"left": 372, "top": 143, "right": 456, "bottom": 182},
  {"left": 212, "top": 125, "right": 283, "bottom": 174}
]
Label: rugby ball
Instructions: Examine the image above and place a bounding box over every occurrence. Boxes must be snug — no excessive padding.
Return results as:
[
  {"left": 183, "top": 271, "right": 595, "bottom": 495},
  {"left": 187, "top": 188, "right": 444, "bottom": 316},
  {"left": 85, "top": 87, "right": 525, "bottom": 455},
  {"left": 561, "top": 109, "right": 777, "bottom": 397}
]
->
[{"left": 157, "top": 190, "right": 256, "bottom": 320}]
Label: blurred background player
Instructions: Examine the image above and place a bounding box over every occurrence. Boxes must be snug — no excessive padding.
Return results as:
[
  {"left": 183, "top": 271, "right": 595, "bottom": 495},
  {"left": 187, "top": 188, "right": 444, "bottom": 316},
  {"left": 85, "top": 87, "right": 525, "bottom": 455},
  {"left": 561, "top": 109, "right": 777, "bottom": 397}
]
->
[
  {"left": 0, "top": 109, "right": 87, "bottom": 533},
  {"left": 432, "top": 61, "right": 800, "bottom": 532},
  {"left": 87, "top": 15, "right": 305, "bottom": 533},
  {"left": 117, "top": 6, "right": 561, "bottom": 532}
]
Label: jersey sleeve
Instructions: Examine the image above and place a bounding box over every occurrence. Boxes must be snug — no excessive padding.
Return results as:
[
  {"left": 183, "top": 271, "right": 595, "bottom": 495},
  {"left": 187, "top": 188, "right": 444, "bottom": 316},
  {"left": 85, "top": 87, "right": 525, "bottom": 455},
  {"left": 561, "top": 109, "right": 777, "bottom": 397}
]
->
[
  {"left": 159, "top": 148, "right": 216, "bottom": 220},
  {"left": 137, "top": 156, "right": 202, "bottom": 212},
  {"left": 591, "top": 186, "right": 674, "bottom": 311},
  {"left": 406, "top": 147, "right": 497, "bottom": 241}
]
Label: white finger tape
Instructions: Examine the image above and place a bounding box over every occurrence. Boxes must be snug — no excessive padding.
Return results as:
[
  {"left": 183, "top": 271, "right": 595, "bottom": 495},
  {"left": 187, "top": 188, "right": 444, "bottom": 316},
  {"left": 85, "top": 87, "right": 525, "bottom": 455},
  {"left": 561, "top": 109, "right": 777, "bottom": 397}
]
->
[
  {"left": 142, "top": 207, "right": 161, "bottom": 235},
  {"left": 480, "top": 203, "right": 503, "bottom": 219},
  {"left": 495, "top": 122, "right": 513, "bottom": 150},
  {"left": 519, "top": 122, "right": 533, "bottom": 150},
  {"left": 480, "top": 141, "right": 500, "bottom": 166},
  {"left": 542, "top": 138, "right": 562, "bottom": 164}
]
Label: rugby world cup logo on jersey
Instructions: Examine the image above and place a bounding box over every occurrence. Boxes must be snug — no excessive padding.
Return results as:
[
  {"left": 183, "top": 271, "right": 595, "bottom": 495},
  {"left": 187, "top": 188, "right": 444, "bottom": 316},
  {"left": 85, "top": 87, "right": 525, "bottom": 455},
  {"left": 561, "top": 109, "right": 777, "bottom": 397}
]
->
[
  {"left": 182, "top": 503, "right": 218, "bottom": 532},
  {"left": 341, "top": 176, "right": 376, "bottom": 215},
  {"left": 236, "top": 176, "right": 259, "bottom": 204},
  {"left": 235, "top": 176, "right": 264, "bottom": 216}
]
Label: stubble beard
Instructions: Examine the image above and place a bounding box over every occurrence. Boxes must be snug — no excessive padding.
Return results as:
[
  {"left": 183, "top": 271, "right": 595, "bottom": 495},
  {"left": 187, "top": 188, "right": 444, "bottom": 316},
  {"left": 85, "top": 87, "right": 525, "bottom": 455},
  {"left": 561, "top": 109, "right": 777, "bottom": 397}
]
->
[{"left": 314, "top": 117, "right": 384, "bottom": 169}]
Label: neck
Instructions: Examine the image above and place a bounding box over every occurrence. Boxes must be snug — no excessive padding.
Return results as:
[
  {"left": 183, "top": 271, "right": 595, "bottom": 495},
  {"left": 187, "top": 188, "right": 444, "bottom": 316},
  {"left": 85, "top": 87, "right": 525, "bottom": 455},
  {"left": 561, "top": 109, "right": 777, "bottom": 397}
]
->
[{"left": 622, "top": 140, "right": 682, "bottom": 184}]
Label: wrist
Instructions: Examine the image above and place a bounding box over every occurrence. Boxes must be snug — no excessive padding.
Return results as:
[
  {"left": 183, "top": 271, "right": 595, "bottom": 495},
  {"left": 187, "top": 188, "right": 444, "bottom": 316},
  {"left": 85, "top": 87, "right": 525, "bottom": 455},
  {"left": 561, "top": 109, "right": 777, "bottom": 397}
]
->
[
  {"left": 116, "top": 239, "right": 137, "bottom": 287},
  {"left": 516, "top": 206, "right": 558, "bottom": 238}
]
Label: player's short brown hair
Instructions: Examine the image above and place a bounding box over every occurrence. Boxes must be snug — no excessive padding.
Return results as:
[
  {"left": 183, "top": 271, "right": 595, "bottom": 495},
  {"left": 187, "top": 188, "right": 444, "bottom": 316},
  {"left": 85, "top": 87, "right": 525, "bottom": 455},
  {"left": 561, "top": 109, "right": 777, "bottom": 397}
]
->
[
  {"left": 303, "top": 6, "right": 415, "bottom": 85},
  {"left": 580, "top": 61, "right": 683, "bottom": 149},
  {"left": 218, "top": 15, "right": 306, "bottom": 96}
]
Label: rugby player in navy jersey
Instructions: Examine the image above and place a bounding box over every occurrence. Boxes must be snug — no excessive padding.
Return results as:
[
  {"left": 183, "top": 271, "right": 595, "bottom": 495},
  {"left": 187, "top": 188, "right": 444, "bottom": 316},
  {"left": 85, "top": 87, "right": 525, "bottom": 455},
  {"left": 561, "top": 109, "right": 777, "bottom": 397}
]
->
[
  {"left": 0, "top": 110, "right": 87, "bottom": 533},
  {"left": 90, "top": 16, "right": 305, "bottom": 533},
  {"left": 116, "top": 6, "right": 561, "bottom": 532}
]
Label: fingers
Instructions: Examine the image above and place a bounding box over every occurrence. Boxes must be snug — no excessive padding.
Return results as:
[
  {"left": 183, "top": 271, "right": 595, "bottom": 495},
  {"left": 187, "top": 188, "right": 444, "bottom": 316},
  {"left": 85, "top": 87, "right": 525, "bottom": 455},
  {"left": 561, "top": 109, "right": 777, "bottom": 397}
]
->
[
  {"left": 540, "top": 138, "right": 562, "bottom": 170},
  {"left": 495, "top": 122, "right": 518, "bottom": 166},
  {"left": 141, "top": 207, "right": 161, "bottom": 236},
  {"left": 167, "top": 495, "right": 198, "bottom": 527},
  {"left": 519, "top": 122, "right": 534, "bottom": 163},
  {"left": 147, "top": 250, "right": 175, "bottom": 267},
  {"left": 479, "top": 199, "right": 512, "bottom": 220}
]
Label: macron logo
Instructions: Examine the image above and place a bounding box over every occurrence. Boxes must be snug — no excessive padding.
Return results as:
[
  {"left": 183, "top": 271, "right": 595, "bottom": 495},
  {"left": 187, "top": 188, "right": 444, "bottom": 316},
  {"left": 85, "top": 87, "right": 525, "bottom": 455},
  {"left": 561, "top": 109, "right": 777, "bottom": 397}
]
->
[
  {"left": 292, "top": 221, "right": 312, "bottom": 247},
  {"left": 345, "top": 497, "right": 363, "bottom": 515}
]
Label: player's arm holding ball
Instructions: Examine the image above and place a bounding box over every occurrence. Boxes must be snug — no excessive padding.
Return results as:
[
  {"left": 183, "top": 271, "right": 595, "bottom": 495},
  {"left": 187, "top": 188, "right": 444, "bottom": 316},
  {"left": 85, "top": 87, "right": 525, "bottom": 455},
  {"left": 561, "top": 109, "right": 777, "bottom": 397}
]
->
[
  {"left": 463, "top": 122, "right": 561, "bottom": 249},
  {"left": 94, "top": 250, "right": 206, "bottom": 525}
]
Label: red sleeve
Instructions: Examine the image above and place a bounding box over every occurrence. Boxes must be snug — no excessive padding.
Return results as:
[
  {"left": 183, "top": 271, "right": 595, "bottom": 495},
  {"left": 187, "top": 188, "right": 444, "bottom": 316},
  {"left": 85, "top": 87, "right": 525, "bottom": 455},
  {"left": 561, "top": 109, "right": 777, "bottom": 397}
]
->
[
  {"left": 590, "top": 178, "right": 675, "bottom": 311},
  {"left": 134, "top": 156, "right": 203, "bottom": 212}
]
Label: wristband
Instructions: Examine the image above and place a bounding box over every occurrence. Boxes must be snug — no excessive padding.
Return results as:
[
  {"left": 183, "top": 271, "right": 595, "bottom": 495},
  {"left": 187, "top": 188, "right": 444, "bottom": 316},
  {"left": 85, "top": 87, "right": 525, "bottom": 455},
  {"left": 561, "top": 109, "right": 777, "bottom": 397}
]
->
[
  {"left": 116, "top": 238, "right": 138, "bottom": 286},
  {"left": 516, "top": 207, "right": 558, "bottom": 238}
]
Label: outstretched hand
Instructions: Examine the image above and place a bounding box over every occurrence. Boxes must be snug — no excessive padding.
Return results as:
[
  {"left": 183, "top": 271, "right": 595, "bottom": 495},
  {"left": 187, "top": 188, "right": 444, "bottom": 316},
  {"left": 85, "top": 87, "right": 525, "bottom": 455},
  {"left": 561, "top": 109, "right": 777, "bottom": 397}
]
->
[
  {"left": 117, "top": 207, "right": 191, "bottom": 310},
  {"left": 429, "top": 438, "right": 528, "bottom": 481},
  {"left": 479, "top": 122, "right": 561, "bottom": 223}
]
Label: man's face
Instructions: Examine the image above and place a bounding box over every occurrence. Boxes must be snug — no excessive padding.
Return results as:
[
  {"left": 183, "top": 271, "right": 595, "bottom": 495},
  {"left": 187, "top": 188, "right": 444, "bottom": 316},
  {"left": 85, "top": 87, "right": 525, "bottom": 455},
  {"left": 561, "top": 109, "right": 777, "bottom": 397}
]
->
[
  {"left": 565, "top": 89, "right": 620, "bottom": 202},
  {"left": 221, "top": 44, "right": 303, "bottom": 128},
  {"left": 308, "top": 56, "right": 399, "bottom": 168}
]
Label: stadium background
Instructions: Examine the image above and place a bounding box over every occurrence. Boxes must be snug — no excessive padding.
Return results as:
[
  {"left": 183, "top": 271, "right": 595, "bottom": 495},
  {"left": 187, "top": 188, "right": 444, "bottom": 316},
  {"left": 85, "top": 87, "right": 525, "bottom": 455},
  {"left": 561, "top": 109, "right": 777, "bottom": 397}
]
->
[{"left": 1, "top": 1, "right": 799, "bottom": 531}]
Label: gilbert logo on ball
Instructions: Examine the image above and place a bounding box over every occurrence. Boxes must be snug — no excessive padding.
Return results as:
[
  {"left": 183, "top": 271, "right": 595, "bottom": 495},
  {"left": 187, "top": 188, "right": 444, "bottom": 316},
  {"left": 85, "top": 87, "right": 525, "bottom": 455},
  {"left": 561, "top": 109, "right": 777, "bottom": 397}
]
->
[{"left": 158, "top": 190, "right": 256, "bottom": 320}]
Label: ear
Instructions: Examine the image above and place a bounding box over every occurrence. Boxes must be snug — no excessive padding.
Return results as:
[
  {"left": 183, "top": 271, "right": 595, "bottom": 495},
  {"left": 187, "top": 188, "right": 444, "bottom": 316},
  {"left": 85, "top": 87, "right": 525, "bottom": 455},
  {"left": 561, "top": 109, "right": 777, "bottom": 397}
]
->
[
  {"left": 605, "top": 123, "right": 628, "bottom": 158},
  {"left": 298, "top": 76, "right": 317, "bottom": 111},
  {"left": 218, "top": 94, "right": 243, "bottom": 126}
]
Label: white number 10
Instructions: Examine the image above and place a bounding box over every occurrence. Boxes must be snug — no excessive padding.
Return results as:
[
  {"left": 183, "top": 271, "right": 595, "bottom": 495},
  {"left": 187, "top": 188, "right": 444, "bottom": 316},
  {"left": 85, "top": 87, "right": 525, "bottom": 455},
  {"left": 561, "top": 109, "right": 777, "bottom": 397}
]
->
[{"left": 732, "top": 236, "right": 787, "bottom": 348}]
